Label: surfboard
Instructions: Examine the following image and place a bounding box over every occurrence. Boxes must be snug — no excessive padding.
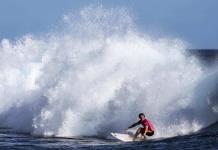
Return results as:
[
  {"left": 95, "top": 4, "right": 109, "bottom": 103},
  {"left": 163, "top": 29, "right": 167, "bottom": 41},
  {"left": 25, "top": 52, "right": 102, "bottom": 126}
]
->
[{"left": 111, "top": 132, "right": 145, "bottom": 142}]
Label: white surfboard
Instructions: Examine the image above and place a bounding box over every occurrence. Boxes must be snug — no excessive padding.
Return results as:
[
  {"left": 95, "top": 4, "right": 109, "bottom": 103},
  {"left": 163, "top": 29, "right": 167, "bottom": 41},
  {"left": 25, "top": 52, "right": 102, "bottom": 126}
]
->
[{"left": 111, "top": 132, "right": 145, "bottom": 142}]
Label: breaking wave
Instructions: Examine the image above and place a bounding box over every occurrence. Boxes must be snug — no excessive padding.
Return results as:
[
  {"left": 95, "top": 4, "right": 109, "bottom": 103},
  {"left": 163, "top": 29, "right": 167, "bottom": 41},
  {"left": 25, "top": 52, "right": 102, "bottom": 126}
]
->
[{"left": 0, "top": 6, "right": 217, "bottom": 138}]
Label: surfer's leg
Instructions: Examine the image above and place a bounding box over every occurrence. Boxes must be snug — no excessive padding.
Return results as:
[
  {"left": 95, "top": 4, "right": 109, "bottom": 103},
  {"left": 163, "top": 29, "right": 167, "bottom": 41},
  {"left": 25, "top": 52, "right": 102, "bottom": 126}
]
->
[
  {"left": 133, "top": 127, "right": 143, "bottom": 140},
  {"left": 140, "top": 128, "right": 146, "bottom": 139}
]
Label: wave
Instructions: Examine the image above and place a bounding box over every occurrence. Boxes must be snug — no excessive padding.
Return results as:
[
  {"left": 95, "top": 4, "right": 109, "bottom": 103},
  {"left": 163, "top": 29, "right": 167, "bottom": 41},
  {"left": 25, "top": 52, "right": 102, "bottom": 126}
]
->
[{"left": 0, "top": 5, "right": 217, "bottom": 138}]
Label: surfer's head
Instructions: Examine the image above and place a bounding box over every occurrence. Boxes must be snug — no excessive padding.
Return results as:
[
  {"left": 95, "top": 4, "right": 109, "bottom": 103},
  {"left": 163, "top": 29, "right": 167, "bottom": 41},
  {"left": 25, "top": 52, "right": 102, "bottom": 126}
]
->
[{"left": 138, "top": 113, "right": 145, "bottom": 120}]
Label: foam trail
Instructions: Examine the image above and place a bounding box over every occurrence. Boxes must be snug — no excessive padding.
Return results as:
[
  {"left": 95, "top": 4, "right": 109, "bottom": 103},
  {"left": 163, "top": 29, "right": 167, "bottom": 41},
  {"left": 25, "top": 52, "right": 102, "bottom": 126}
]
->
[{"left": 0, "top": 6, "right": 217, "bottom": 138}]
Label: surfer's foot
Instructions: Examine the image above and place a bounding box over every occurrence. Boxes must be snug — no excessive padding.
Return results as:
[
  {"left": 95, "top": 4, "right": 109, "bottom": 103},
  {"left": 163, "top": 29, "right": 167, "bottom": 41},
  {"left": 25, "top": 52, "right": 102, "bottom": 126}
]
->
[{"left": 132, "top": 136, "right": 138, "bottom": 141}]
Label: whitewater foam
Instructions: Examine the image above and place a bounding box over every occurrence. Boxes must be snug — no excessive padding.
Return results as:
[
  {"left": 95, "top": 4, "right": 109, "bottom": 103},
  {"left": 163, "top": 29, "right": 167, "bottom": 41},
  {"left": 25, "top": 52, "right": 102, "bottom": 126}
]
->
[{"left": 0, "top": 6, "right": 217, "bottom": 138}]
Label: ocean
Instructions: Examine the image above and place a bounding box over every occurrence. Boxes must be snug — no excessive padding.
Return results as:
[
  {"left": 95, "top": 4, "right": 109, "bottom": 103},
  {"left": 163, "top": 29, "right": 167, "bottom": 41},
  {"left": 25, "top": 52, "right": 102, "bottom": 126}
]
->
[
  {"left": 0, "top": 6, "right": 217, "bottom": 150},
  {"left": 0, "top": 122, "right": 218, "bottom": 149}
]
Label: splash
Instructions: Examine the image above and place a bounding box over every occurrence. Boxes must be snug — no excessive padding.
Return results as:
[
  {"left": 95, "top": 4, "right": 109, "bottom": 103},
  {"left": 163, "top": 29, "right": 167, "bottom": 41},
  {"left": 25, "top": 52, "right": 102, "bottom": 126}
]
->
[{"left": 0, "top": 6, "right": 217, "bottom": 138}]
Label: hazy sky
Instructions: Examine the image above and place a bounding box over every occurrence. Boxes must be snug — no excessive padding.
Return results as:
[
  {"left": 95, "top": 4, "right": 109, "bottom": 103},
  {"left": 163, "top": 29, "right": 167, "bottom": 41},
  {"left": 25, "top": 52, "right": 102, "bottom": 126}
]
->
[{"left": 0, "top": 0, "right": 217, "bottom": 48}]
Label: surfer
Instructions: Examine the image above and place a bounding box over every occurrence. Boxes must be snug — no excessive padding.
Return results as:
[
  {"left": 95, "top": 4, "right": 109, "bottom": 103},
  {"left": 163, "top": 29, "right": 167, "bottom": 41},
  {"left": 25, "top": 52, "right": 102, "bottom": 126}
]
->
[{"left": 125, "top": 113, "right": 155, "bottom": 140}]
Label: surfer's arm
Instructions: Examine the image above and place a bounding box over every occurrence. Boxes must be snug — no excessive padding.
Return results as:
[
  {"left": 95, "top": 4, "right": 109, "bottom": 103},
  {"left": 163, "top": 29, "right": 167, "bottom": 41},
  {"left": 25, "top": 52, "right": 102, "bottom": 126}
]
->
[
  {"left": 143, "top": 125, "right": 149, "bottom": 136},
  {"left": 127, "top": 121, "right": 140, "bottom": 129}
]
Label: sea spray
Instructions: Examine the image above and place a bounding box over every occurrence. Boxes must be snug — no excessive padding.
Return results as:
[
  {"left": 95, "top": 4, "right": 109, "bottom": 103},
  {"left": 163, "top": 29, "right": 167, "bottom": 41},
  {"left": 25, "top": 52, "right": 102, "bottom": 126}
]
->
[{"left": 0, "top": 6, "right": 217, "bottom": 138}]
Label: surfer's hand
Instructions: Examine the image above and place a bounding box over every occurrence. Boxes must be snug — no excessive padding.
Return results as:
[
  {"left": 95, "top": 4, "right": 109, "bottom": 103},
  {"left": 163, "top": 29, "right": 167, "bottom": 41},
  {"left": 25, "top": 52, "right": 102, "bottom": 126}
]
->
[{"left": 124, "top": 128, "right": 128, "bottom": 132}]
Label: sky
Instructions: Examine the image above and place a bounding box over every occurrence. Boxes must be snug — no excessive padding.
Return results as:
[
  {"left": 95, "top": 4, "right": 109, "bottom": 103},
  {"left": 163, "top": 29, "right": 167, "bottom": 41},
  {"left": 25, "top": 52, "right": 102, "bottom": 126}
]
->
[{"left": 0, "top": 0, "right": 218, "bottom": 49}]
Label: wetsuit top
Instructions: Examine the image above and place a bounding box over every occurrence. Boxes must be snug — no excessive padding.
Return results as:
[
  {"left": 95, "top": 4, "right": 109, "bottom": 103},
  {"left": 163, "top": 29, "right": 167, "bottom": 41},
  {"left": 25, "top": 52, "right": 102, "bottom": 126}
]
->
[{"left": 128, "top": 119, "right": 155, "bottom": 132}]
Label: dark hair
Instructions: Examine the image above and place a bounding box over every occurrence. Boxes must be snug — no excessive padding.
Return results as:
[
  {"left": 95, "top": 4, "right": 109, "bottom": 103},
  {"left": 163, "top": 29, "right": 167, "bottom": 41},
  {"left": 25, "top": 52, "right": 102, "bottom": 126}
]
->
[{"left": 138, "top": 113, "right": 145, "bottom": 118}]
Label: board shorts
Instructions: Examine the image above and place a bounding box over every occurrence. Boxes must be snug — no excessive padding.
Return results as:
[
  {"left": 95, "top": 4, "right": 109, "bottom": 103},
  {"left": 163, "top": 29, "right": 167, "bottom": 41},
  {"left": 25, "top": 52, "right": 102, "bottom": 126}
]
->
[{"left": 141, "top": 128, "right": 154, "bottom": 136}]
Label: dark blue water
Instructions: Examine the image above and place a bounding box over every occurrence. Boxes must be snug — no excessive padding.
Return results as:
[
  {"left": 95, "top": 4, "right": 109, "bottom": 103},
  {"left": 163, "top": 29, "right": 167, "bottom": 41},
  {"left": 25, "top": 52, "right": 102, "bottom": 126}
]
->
[{"left": 0, "top": 122, "right": 218, "bottom": 150}]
